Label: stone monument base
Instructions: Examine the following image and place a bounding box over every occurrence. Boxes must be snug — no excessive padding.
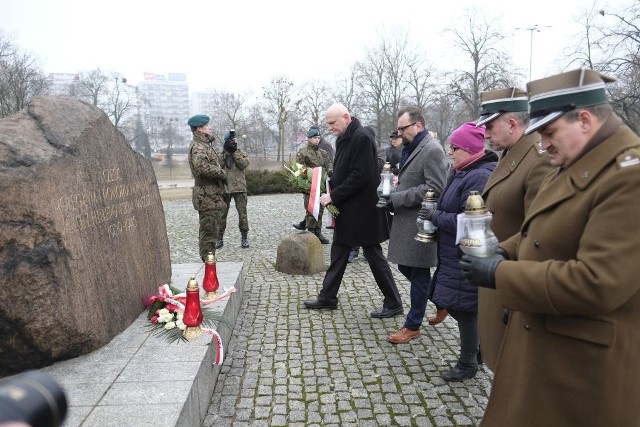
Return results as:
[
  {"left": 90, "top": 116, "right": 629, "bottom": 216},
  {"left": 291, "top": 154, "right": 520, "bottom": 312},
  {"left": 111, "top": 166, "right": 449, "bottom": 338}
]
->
[{"left": 275, "top": 231, "right": 326, "bottom": 275}]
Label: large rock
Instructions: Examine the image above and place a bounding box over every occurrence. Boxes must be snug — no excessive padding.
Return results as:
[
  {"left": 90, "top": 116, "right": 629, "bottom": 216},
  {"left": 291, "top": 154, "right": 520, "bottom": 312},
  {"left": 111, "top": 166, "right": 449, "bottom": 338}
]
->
[
  {"left": 0, "top": 96, "right": 171, "bottom": 376},
  {"left": 275, "top": 231, "right": 326, "bottom": 275}
]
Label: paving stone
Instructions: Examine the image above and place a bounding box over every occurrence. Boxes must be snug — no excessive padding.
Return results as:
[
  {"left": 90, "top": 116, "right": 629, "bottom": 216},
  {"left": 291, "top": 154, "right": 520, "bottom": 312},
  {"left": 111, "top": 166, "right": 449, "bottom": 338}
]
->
[{"left": 162, "top": 193, "right": 492, "bottom": 426}]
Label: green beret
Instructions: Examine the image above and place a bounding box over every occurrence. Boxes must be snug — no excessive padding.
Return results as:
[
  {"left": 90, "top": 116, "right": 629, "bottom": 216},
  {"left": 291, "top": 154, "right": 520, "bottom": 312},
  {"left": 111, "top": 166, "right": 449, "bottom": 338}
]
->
[
  {"left": 307, "top": 128, "right": 320, "bottom": 138},
  {"left": 187, "top": 114, "right": 210, "bottom": 127}
]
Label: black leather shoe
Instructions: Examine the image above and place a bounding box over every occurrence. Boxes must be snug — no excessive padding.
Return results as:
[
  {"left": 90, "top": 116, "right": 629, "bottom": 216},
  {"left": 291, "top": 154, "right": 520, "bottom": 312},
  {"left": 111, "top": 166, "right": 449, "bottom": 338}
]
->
[
  {"left": 304, "top": 299, "right": 338, "bottom": 310},
  {"left": 441, "top": 364, "right": 478, "bottom": 382},
  {"left": 292, "top": 220, "right": 305, "bottom": 230},
  {"left": 370, "top": 306, "right": 403, "bottom": 318}
]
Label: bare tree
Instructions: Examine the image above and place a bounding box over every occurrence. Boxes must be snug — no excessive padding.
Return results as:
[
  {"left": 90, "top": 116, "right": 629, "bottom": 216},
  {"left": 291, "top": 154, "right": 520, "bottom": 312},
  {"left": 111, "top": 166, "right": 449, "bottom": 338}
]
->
[
  {"left": 207, "top": 90, "right": 248, "bottom": 140},
  {"left": 405, "top": 53, "right": 435, "bottom": 112},
  {"left": 354, "top": 30, "right": 415, "bottom": 144},
  {"left": 299, "top": 79, "right": 332, "bottom": 127},
  {"left": 69, "top": 68, "right": 110, "bottom": 107},
  {"left": 424, "top": 85, "right": 469, "bottom": 146},
  {"left": 446, "top": 9, "right": 520, "bottom": 121},
  {"left": 565, "top": 2, "right": 640, "bottom": 132},
  {"left": 263, "top": 76, "right": 299, "bottom": 161},
  {"left": 332, "top": 65, "right": 360, "bottom": 113},
  {"left": 0, "top": 31, "right": 48, "bottom": 118}
]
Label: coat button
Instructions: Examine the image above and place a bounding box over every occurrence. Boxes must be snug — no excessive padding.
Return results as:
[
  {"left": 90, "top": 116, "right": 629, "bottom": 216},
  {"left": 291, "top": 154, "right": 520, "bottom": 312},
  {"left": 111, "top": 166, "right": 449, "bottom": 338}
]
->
[
  {"left": 524, "top": 324, "right": 531, "bottom": 331},
  {"left": 534, "top": 241, "right": 540, "bottom": 247}
]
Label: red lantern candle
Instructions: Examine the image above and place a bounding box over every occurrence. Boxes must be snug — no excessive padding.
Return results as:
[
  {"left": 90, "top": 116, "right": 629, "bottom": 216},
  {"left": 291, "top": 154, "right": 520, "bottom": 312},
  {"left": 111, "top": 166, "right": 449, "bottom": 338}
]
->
[
  {"left": 202, "top": 252, "right": 219, "bottom": 300},
  {"left": 183, "top": 276, "right": 203, "bottom": 339}
]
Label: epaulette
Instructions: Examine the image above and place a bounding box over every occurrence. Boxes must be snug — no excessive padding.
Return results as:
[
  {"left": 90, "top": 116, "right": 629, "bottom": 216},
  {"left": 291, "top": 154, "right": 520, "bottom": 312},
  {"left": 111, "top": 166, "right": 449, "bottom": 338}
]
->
[{"left": 617, "top": 147, "right": 640, "bottom": 169}]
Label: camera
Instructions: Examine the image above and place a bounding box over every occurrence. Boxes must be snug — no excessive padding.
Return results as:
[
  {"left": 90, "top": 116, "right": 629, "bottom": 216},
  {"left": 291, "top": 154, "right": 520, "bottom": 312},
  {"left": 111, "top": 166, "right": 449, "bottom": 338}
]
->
[{"left": 0, "top": 370, "right": 67, "bottom": 427}]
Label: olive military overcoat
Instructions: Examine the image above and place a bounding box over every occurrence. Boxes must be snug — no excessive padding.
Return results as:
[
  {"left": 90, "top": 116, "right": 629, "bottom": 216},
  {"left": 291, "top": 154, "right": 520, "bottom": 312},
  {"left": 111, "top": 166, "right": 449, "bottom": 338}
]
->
[
  {"left": 483, "top": 120, "right": 640, "bottom": 426},
  {"left": 479, "top": 132, "right": 552, "bottom": 372}
]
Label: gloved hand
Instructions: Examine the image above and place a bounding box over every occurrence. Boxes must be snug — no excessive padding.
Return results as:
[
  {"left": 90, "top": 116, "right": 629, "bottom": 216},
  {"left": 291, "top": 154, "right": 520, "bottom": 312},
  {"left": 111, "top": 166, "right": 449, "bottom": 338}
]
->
[
  {"left": 224, "top": 139, "right": 237, "bottom": 153},
  {"left": 495, "top": 246, "right": 509, "bottom": 260},
  {"left": 418, "top": 206, "right": 435, "bottom": 221},
  {"left": 223, "top": 193, "right": 232, "bottom": 204},
  {"left": 380, "top": 198, "right": 394, "bottom": 212},
  {"left": 459, "top": 253, "right": 505, "bottom": 288}
]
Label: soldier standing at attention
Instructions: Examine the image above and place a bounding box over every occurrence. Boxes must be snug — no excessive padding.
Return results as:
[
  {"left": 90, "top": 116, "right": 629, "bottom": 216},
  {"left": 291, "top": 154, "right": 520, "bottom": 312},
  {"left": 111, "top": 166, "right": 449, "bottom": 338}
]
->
[
  {"left": 187, "top": 114, "right": 227, "bottom": 261},
  {"left": 217, "top": 129, "right": 251, "bottom": 249}
]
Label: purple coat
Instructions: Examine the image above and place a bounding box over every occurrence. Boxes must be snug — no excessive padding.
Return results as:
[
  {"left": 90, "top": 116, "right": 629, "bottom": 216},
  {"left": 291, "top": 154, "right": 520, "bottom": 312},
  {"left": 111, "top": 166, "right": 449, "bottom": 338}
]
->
[{"left": 431, "top": 150, "right": 498, "bottom": 312}]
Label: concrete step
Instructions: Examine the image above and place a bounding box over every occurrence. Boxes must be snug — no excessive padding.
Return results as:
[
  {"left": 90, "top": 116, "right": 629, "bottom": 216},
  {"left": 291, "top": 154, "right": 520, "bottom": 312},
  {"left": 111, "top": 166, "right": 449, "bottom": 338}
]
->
[{"left": 43, "top": 261, "right": 246, "bottom": 427}]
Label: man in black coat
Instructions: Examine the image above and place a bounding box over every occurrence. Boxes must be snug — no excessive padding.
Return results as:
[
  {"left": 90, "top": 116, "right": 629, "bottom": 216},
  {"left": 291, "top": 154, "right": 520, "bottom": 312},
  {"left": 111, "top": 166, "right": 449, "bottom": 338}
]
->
[{"left": 304, "top": 103, "right": 403, "bottom": 318}]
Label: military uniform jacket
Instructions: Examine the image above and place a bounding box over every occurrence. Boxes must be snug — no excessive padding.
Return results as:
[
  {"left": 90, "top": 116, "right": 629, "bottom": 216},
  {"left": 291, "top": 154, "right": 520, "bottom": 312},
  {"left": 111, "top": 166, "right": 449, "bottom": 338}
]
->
[
  {"left": 220, "top": 148, "right": 250, "bottom": 193},
  {"left": 386, "top": 132, "right": 447, "bottom": 268},
  {"left": 296, "top": 143, "right": 333, "bottom": 175},
  {"left": 188, "top": 132, "right": 226, "bottom": 211},
  {"left": 483, "top": 121, "right": 640, "bottom": 426},
  {"left": 478, "top": 132, "right": 553, "bottom": 372}
]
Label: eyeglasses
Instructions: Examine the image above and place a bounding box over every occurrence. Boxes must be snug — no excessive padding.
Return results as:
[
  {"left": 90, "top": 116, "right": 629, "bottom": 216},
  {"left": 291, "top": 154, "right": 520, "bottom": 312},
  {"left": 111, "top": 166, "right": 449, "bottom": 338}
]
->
[
  {"left": 397, "top": 122, "right": 417, "bottom": 133},
  {"left": 447, "top": 146, "right": 461, "bottom": 155}
]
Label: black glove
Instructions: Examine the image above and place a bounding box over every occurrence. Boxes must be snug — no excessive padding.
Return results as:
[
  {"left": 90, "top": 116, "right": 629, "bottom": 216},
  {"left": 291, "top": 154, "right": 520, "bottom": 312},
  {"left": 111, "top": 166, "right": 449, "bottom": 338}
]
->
[
  {"left": 224, "top": 140, "right": 237, "bottom": 153},
  {"left": 459, "top": 253, "right": 505, "bottom": 288},
  {"left": 381, "top": 198, "right": 394, "bottom": 212},
  {"left": 223, "top": 193, "right": 232, "bottom": 204},
  {"left": 418, "top": 206, "right": 435, "bottom": 221},
  {"left": 495, "top": 247, "right": 509, "bottom": 260}
]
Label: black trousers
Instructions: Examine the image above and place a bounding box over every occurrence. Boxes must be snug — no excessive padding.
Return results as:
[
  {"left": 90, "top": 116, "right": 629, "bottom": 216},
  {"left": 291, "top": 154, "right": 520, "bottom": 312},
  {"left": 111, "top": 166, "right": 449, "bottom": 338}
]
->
[{"left": 318, "top": 240, "right": 402, "bottom": 309}]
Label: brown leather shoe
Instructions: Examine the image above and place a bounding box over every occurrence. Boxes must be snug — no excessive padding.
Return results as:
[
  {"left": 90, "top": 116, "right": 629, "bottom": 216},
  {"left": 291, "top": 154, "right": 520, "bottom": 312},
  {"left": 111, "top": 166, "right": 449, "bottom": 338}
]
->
[
  {"left": 428, "top": 308, "right": 449, "bottom": 326},
  {"left": 387, "top": 327, "right": 420, "bottom": 344}
]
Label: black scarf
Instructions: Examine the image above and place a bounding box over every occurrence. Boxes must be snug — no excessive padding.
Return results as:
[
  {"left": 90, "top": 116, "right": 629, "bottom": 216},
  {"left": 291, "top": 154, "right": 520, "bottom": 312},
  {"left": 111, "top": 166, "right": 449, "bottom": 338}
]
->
[{"left": 399, "top": 129, "right": 427, "bottom": 168}]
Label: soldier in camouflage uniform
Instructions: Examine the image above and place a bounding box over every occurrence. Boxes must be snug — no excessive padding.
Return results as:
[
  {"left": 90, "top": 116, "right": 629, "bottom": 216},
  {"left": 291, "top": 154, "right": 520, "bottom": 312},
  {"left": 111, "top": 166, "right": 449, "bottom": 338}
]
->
[
  {"left": 187, "top": 114, "right": 227, "bottom": 261},
  {"left": 295, "top": 127, "right": 333, "bottom": 244},
  {"left": 217, "top": 130, "right": 251, "bottom": 249}
]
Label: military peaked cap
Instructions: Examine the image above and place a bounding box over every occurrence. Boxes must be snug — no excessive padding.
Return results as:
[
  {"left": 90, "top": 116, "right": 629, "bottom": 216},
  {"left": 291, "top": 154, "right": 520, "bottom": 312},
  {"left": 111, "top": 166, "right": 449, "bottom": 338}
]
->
[
  {"left": 187, "top": 114, "right": 210, "bottom": 127},
  {"left": 524, "top": 68, "right": 616, "bottom": 135},
  {"left": 476, "top": 87, "right": 528, "bottom": 127}
]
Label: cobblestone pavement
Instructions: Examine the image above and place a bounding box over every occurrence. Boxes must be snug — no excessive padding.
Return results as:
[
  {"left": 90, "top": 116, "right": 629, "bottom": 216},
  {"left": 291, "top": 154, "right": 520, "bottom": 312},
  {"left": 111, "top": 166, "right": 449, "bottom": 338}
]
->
[{"left": 163, "top": 193, "right": 492, "bottom": 427}]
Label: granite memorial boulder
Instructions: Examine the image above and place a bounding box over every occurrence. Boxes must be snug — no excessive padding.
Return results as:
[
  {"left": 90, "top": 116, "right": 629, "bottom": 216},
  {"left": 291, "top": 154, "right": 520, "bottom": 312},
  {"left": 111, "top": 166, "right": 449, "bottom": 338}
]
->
[{"left": 0, "top": 96, "right": 171, "bottom": 376}]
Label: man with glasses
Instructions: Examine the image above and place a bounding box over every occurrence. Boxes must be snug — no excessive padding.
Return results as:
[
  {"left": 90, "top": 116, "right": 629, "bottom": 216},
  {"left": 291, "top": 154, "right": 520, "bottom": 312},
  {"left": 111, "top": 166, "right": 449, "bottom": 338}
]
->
[
  {"left": 384, "top": 106, "right": 448, "bottom": 344},
  {"left": 304, "top": 103, "right": 403, "bottom": 318}
]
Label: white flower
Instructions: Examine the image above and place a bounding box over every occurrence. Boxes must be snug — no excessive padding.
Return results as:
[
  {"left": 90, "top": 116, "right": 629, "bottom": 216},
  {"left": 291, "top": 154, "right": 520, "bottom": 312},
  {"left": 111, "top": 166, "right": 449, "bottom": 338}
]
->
[
  {"left": 176, "top": 312, "right": 184, "bottom": 320},
  {"left": 293, "top": 170, "right": 301, "bottom": 177},
  {"left": 158, "top": 308, "right": 170, "bottom": 316},
  {"left": 158, "top": 311, "right": 174, "bottom": 323},
  {"left": 164, "top": 321, "right": 176, "bottom": 330},
  {"left": 176, "top": 319, "right": 186, "bottom": 330}
]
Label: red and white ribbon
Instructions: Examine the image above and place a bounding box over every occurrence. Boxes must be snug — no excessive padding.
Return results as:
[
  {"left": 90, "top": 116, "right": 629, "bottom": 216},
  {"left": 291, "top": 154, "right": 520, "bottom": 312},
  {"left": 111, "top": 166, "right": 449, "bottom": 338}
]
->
[
  {"left": 201, "top": 287, "right": 236, "bottom": 305},
  {"left": 203, "top": 328, "right": 224, "bottom": 365},
  {"left": 326, "top": 177, "right": 335, "bottom": 228},
  {"left": 307, "top": 167, "right": 322, "bottom": 221}
]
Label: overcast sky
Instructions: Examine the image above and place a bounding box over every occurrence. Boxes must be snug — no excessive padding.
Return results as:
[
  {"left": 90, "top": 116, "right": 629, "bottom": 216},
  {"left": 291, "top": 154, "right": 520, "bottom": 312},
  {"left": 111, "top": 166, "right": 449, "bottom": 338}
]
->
[{"left": 1, "top": 0, "right": 622, "bottom": 94}]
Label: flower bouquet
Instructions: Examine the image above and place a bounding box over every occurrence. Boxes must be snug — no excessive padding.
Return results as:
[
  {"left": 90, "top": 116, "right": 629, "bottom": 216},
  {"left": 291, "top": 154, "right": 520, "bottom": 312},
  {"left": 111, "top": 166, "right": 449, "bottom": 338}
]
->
[
  {"left": 284, "top": 161, "right": 339, "bottom": 218},
  {"left": 144, "top": 283, "right": 232, "bottom": 345}
]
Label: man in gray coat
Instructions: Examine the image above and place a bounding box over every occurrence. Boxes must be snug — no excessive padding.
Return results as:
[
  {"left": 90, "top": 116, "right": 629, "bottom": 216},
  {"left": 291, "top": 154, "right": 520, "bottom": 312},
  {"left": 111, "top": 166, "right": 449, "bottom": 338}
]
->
[{"left": 384, "top": 106, "right": 448, "bottom": 344}]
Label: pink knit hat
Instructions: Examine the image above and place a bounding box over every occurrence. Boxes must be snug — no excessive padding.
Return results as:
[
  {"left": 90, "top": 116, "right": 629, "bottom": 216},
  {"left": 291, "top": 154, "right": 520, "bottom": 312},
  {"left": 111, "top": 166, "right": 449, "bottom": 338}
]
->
[{"left": 449, "top": 122, "right": 485, "bottom": 154}]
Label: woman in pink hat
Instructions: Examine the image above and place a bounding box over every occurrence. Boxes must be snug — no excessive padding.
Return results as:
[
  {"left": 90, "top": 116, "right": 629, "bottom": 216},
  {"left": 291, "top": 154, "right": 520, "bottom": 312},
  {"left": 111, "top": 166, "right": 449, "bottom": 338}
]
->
[{"left": 423, "top": 122, "right": 498, "bottom": 381}]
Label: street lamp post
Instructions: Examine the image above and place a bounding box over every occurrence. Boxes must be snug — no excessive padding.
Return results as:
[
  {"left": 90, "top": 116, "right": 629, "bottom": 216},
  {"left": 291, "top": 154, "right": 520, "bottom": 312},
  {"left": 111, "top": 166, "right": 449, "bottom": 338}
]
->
[{"left": 517, "top": 24, "right": 551, "bottom": 81}]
